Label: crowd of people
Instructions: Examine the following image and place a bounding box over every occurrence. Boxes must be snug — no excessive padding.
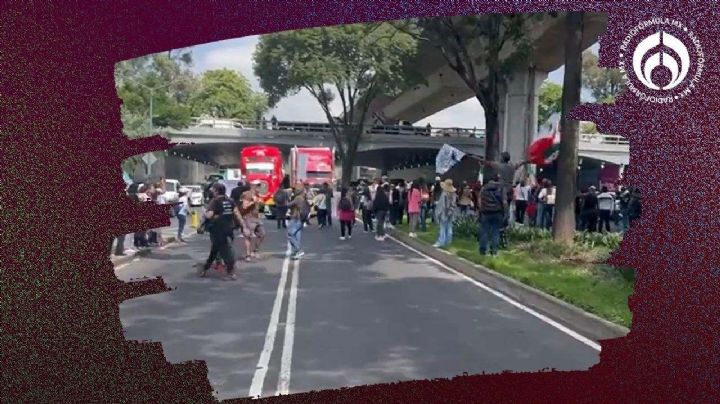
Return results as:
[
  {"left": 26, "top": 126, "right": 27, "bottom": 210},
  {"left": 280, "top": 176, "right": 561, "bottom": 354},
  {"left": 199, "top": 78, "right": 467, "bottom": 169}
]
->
[
  {"left": 114, "top": 179, "right": 191, "bottom": 257},
  {"left": 121, "top": 153, "right": 642, "bottom": 279}
]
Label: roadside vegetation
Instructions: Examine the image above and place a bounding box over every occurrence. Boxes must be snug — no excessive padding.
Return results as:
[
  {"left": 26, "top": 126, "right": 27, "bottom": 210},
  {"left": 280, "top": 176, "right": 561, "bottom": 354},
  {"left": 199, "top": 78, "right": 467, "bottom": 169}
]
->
[{"left": 397, "top": 217, "right": 633, "bottom": 328}]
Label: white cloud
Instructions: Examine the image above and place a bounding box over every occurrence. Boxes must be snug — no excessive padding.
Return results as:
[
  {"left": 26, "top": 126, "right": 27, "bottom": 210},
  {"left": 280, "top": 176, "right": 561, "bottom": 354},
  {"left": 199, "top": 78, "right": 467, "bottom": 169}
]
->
[
  {"left": 187, "top": 34, "right": 603, "bottom": 125},
  {"left": 416, "top": 98, "right": 485, "bottom": 129},
  {"left": 192, "top": 36, "right": 335, "bottom": 122}
]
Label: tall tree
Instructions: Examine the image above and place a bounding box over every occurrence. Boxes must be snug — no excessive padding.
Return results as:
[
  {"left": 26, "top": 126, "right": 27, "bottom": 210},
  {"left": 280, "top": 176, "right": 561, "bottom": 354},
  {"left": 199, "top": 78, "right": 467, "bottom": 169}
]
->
[
  {"left": 582, "top": 50, "right": 625, "bottom": 103},
  {"left": 553, "top": 12, "right": 584, "bottom": 245},
  {"left": 538, "top": 81, "right": 563, "bottom": 127},
  {"left": 115, "top": 50, "right": 198, "bottom": 175},
  {"left": 395, "top": 14, "right": 547, "bottom": 178},
  {"left": 253, "top": 23, "right": 418, "bottom": 186},
  {"left": 190, "top": 69, "right": 268, "bottom": 120}
]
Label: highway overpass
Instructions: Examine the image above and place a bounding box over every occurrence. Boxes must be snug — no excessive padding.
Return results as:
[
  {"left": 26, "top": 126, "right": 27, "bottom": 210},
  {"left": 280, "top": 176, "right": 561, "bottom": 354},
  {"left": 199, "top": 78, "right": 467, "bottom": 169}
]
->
[{"left": 370, "top": 12, "right": 609, "bottom": 170}]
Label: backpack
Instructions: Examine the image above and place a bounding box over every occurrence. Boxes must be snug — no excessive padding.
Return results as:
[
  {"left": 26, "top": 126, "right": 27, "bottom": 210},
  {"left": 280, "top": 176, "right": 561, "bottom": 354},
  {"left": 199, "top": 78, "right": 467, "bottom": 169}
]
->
[
  {"left": 339, "top": 197, "right": 352, "bottom": 211},
  {"left": 480, "top": 185, "right": 504, "bottom": 212}
]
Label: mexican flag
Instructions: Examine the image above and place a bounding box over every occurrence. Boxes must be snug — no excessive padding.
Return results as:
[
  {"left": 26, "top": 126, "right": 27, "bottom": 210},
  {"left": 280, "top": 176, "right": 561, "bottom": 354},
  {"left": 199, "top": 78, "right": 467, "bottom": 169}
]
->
[{"left": 528, "top": 113, "right": 561, "bottom": 166}]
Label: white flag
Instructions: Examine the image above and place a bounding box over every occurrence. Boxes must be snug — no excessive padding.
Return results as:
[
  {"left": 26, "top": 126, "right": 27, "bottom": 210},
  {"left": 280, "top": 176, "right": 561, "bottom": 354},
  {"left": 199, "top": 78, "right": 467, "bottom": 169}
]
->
[{"left": 435, "top": 144, "right": 466, "bottom": 175}]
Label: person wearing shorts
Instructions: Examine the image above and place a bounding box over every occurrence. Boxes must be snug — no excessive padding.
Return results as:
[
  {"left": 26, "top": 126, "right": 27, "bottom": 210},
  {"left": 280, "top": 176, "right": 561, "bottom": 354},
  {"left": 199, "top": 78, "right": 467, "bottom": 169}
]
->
[{"left": 239, "top": 190, "right": 264, "bottom": 261}]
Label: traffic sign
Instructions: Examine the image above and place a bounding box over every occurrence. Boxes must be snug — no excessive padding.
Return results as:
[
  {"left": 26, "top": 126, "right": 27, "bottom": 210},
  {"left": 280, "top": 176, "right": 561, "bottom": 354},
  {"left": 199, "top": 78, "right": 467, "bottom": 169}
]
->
[{"left": 142, "top": 153, "right": 157, "bottom": 175}]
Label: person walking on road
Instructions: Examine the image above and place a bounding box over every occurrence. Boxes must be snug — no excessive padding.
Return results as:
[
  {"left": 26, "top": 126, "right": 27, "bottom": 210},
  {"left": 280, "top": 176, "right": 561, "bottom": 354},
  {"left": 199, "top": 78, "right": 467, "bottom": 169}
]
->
[
  {"left": 239, "top": 188, "right": 265, "bottom": 261},
  {"left": 176, "top": 188, "right": 190, "bottom": 242},
  {"left": 273, "top": 186, "right": 290, "bottom": 230},
  {"left": 407, "top": 181, "right": 422, "bottom": 238},
  {"left": 314, "top": 189, "right": 329, "bottom": 229},
  {"left": 433, "top": 179, "right": 458, "bottom": 248},
  {"left": 597, "top": 186, "right": 616, "bottom": 233},
  {"left": 338, "top": 188, "right": 355, "bottom": 240},
  {"left": 477, "top": 174, "right": 507, "bottom": 257},
  {"left": 373, "top": 183, "right": 391, "bottom": 241},
  {"left": 323, "top": 182, "right": 334, "bottom": 228},
  {"left": 360, "top": 185, "right": 375, "bottom": 233},
  {"left": 199, "top": 183, "right": 240, "bottom": 281},
  {"left": 287, "top": 185, "right": 309, "bottom": 260}
]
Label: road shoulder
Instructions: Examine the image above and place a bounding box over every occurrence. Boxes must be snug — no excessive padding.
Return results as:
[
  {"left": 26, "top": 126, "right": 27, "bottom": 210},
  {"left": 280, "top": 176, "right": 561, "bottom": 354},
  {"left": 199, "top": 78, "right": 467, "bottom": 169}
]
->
[{"left": 387, "top": 227, "right": 630, "bottom": 343}]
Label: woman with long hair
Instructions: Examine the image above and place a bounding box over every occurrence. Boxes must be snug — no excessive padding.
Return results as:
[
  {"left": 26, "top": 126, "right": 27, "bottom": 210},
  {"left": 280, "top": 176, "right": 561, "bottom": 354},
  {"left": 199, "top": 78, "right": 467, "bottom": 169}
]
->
[
  {"left": 407, "top": 181, "right": 422, "bottom": 238},
  {"left": 338, "top": 187, "right": 355, "bottom": 240}
]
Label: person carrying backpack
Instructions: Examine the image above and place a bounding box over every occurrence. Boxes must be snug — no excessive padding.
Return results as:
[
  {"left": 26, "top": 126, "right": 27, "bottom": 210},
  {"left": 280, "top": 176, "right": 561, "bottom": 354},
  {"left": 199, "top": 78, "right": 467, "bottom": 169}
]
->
[
  {"left": 273, "top": 186, "right": 290, "bottom": 229},
  {"left": 477, "top": 174, "right": 508, "bottom": 257},
  {"left": 338, "top": 188, "right": 355, "bottom": 240}
]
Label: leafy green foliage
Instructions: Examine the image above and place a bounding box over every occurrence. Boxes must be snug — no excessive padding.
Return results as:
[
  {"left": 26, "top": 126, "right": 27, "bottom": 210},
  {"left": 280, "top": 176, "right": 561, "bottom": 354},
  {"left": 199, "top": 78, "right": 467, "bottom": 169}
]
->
[
  {"left": 397, "top": 14, "right": 549, "bottom": 166},
  {"left": 582, "top": 50, "right": 626, "bottom": 103},
  {"left": 253, "top": 23, "right": 419, "bottom": 185},
  {"left": 452, "top": 214, "right": 478, "bottom": 239},
  {"left": 189, "top": 69, "right": 268, "bottom": 120},
  {"left": 538, "top": 81, "right": 562, "bottom": 127}
]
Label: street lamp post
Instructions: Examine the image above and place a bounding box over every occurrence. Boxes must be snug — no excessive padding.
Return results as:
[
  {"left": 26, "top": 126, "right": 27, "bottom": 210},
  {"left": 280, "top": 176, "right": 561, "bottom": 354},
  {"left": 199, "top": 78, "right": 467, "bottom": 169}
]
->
[{"left": 139, "top": 82, "right": 172, "bottom": 133}]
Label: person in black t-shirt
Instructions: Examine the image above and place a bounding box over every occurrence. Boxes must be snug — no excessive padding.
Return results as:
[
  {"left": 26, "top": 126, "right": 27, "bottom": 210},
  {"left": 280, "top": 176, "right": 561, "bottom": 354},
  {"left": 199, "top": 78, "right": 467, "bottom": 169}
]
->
[
  {"left": 580, "top": 186, "right": 599, "bottom": 233},
  {"left": 199, "top": 183, "right": 242, "bottom": 281}
]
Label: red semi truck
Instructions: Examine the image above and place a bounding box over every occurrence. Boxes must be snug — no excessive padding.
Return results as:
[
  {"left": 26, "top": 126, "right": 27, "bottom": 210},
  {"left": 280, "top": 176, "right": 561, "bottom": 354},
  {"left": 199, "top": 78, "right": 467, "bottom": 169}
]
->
[
  {"left": 239, "top": 145, "right": 284, "bottom": 205},
  {"left": 289, "top": 146, "right": 335, "bottom": 189}
]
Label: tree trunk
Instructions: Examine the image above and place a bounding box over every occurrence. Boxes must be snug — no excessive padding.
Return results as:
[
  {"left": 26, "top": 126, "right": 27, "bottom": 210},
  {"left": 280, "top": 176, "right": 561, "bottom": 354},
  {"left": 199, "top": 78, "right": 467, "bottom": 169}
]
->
[
  {"left": 340, "top": 127, "right": 362, "bottom": 187},
  {"left": 553, "top": 11, "right": 584, "bottom": 244},
  {"left": 481, "top": 96, "right": 500, "bottom": 181}
]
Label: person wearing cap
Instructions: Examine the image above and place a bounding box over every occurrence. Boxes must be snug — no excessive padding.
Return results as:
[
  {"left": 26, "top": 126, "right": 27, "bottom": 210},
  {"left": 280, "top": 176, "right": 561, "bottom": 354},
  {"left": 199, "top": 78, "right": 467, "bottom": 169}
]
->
[{"left": 433, "top": 179, "right": 458, "bottom": 248}]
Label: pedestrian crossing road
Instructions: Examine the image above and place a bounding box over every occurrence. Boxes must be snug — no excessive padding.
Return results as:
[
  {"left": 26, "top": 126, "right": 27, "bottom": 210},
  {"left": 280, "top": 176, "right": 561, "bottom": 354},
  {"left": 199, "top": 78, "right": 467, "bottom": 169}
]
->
[{"left": 115, "top": 219, "right": 599, "bottom": 400}]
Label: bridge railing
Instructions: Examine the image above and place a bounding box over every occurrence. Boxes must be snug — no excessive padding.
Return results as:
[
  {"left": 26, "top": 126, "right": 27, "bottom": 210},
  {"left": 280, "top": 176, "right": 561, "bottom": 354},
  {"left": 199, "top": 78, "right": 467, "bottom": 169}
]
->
[
  {"left": 187, "top": 117, "right": 628, "bottom": 145},
  {"left": 188, "top": 117, "right": 486, "bottom": 138}
]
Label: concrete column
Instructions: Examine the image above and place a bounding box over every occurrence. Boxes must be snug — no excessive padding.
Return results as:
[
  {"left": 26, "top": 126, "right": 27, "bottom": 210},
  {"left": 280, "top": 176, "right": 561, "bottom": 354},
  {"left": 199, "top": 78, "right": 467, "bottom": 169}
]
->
[{"left": 499, "top": 66, "right": 548, "bottom": 180}]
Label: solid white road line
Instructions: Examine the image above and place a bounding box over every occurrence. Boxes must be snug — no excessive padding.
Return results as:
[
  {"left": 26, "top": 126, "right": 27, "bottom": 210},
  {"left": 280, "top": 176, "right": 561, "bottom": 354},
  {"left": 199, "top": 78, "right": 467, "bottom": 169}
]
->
[
  {"left": 388, "top": 234, "right": 601, "bottom": 352},
  {"left": 276, "top": 257, "right": 300, "bottom": 396},
  {"left": 249, "top": 243, "right": 292, "bottom": 399}
]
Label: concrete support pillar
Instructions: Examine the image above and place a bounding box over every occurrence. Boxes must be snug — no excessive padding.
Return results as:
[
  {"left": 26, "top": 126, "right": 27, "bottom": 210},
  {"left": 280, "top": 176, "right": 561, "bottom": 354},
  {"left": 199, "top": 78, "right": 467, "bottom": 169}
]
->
[{"left": 499, "top": 66, "right": 548, "bottom": 180}]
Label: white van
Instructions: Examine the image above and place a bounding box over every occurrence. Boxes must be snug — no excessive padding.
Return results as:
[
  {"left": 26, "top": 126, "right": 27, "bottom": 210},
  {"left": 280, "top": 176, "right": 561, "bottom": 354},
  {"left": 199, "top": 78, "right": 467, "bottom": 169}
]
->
[{"left": 163, "top": 179, "right": 181, "bottom": 204}]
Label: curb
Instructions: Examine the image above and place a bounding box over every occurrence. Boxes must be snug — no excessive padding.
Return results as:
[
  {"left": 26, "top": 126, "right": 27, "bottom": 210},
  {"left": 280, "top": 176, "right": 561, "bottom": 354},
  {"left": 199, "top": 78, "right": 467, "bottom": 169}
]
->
[{"left": 388, "top": 228, "right": 630, "bottom": 343}]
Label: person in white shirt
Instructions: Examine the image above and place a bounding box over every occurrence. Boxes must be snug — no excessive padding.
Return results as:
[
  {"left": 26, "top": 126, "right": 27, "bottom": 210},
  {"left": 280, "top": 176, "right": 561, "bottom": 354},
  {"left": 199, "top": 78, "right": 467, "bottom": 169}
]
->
[
  {"left": 596, "top": 186, "right": 616, "bottom": 233},
  {"left": 514, "top": 180, "right": 531, "bottom": 224},
  {"left": 538, "top": 180, "right": 556, "bottom": 230},
  {"left": 176, "top": 189, "right": 190, "bottom": 242}
]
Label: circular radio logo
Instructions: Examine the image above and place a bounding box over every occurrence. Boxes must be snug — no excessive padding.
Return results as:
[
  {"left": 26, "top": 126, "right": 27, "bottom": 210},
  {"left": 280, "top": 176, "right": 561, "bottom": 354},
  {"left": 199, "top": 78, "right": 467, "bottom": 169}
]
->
[{"left": 619, "top": 18, "right": 704, "bottom": 103}]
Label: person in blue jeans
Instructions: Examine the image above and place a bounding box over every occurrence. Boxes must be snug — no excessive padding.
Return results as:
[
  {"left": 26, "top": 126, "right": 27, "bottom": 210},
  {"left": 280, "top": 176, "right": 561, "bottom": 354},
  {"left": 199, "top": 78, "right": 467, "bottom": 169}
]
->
[
  {"left": 287, "top": 185, "right": 308, "bottom": 260},
  {"left": 433, "top": 179, "right": 458, "bottom": 248},
  {"left": 477, "top": 174, "right": 508, "bottom": 257},
  {"left": 176, "top": 189, "right": 190, "bottom": 242}
]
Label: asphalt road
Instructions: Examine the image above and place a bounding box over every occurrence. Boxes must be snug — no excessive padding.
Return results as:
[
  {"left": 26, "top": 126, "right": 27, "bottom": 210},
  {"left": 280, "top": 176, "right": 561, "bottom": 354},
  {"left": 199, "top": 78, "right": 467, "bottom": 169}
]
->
[{"left": 116, "top": 216, "right": 599, "bottom": 401}]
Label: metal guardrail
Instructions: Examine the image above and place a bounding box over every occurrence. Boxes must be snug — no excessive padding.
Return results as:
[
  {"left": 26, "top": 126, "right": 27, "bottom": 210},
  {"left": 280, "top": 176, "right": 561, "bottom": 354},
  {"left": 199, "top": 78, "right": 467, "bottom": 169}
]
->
[{"left": 187, "top": 117, "right": 629, "bottom": 145}]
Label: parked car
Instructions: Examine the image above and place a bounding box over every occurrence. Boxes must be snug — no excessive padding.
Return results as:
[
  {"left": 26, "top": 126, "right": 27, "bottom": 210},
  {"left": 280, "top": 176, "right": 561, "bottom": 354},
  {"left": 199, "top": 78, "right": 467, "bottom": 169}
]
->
[{"left": 186, "top": 185, "right": 204, "bottom": 207}]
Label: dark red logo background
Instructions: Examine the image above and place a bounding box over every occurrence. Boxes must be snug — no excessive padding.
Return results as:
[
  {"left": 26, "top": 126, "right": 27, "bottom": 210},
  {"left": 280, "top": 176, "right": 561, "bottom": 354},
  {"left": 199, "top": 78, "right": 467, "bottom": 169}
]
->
[{"left": 2, "top": 1, "right": 718, "bottom": 402}]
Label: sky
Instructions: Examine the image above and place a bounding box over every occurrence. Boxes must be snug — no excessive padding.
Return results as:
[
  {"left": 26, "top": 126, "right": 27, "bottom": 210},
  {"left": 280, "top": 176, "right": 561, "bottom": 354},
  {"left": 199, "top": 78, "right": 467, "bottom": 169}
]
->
[{"left": 187, "top": 35, "right": 600, "bottom": 129}]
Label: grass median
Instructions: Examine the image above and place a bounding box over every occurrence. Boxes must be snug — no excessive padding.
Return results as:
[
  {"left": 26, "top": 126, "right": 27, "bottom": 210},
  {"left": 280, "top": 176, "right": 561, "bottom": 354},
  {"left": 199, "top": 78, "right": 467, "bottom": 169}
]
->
[{"left": 395, "top": 218, "right": 633, "bottom": 328}]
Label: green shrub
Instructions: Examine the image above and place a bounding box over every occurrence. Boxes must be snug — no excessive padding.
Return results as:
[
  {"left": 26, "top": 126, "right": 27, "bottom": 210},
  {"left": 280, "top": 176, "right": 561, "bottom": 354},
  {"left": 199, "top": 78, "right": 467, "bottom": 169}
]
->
[{"left": 453, "top": 214, "right": 478, "bottom": 239}]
